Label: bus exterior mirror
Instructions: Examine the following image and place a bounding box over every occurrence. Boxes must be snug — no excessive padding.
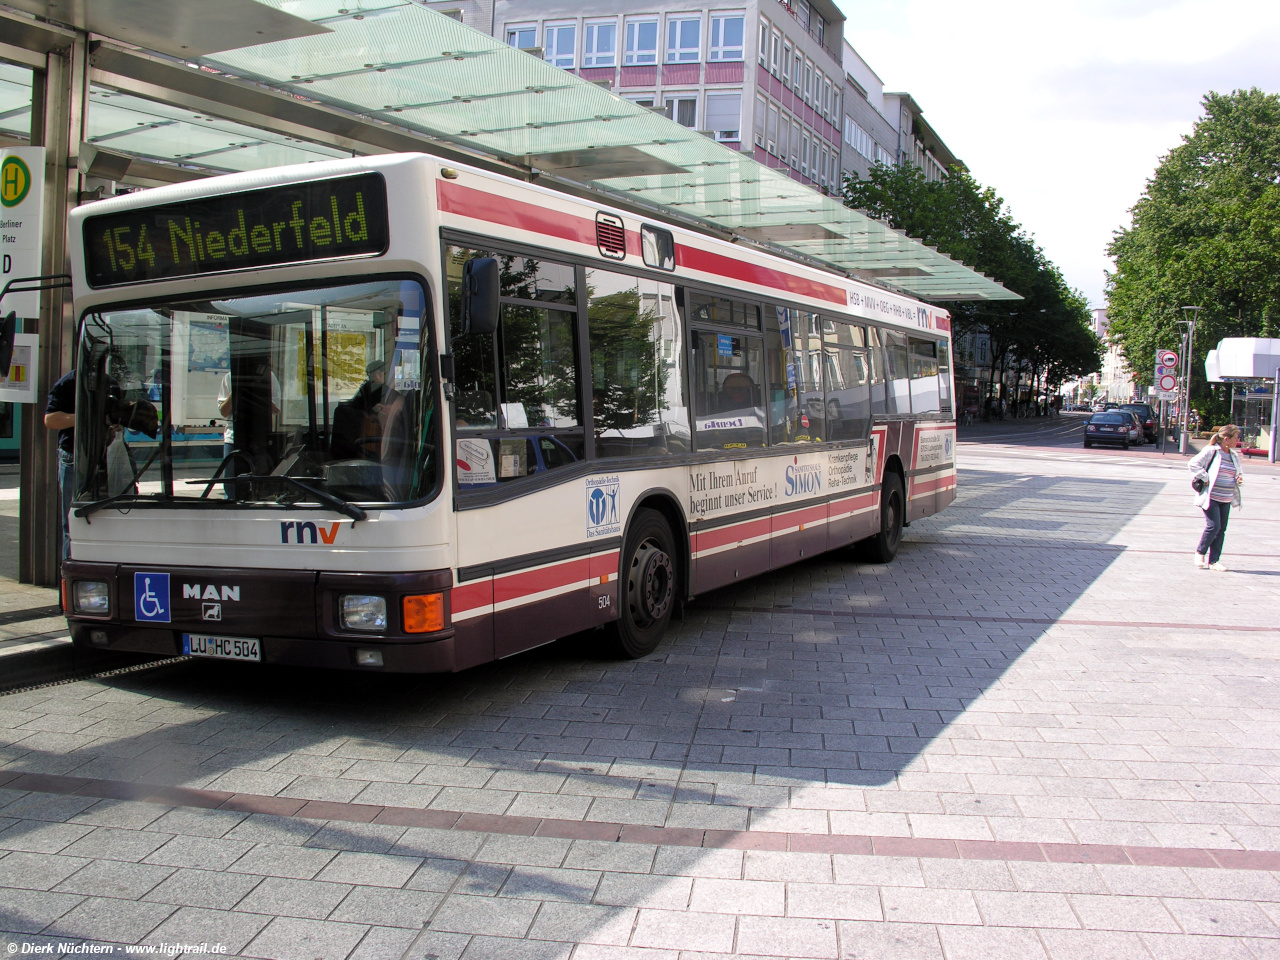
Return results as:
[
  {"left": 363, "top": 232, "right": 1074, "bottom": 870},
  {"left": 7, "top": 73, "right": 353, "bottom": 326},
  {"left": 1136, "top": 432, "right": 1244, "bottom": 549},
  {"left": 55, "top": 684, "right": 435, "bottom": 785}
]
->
[{"left": 462, "top": 257, "right": 500, "bottom": 336}]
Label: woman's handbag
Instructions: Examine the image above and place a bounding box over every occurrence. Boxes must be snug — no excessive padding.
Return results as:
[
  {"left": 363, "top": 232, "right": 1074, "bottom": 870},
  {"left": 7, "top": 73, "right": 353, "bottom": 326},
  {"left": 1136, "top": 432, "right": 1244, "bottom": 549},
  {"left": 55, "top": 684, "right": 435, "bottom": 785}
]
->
[{"left": 1192, "top": 449, "right": 1218, "bottom": 494}]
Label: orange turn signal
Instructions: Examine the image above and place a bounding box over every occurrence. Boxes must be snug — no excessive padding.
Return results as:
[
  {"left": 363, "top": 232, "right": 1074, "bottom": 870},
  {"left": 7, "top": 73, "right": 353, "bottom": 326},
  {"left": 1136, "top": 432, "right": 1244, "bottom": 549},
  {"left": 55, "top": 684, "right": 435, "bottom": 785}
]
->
[{"left": 403, "top": 593, "right": 445, "bottom": 633}]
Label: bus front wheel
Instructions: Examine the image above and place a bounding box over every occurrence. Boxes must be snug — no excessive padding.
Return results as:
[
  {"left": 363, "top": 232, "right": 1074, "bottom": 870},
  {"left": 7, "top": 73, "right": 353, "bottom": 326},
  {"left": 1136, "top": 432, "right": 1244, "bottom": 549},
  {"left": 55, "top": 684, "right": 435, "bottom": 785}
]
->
[
  {"left": 865, "top": 473, "right": 905, "bottom": 564},
  {"left": 607, "top": 509, "right": 676, "bottom": 659}
]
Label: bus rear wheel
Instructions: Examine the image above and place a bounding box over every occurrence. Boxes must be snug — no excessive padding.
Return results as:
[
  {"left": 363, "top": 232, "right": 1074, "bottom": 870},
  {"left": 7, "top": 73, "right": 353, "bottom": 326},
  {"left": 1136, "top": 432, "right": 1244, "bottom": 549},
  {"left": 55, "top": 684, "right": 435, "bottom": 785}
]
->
[
  {"left": 606, "top": 509, "right": 676, "bottom": 659},
  {"left": 865, "top": 472, "right": 905, "bottom": 564}
]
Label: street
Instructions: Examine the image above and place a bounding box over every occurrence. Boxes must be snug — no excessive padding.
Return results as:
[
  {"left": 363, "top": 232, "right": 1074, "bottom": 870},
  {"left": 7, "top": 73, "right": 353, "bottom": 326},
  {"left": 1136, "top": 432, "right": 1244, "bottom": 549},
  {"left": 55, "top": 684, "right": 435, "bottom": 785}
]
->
[{"left": 1, "top": 418, "right": 1279, "bottom": 959}]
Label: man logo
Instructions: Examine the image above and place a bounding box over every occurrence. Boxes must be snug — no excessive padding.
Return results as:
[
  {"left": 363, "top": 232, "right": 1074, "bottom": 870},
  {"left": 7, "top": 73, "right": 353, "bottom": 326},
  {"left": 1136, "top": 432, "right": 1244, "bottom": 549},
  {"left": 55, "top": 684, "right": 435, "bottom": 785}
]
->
[{"left": 184, "top": 584, "right": 240, "bottom": 601}]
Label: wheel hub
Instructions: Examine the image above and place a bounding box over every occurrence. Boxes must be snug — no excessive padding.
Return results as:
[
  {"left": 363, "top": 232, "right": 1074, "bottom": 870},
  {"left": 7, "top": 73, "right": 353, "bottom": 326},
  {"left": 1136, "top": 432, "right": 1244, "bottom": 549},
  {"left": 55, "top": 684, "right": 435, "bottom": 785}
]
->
[{"left": 630, "top": 540, "right": 674, "bottom": 625}]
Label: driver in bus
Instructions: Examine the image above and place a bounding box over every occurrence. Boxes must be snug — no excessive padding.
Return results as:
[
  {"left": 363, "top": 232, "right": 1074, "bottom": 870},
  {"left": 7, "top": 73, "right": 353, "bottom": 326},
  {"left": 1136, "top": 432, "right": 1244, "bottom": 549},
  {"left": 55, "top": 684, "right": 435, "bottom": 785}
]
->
[{"left": 217, "top": 369, "right": 280, "bottom": 495}]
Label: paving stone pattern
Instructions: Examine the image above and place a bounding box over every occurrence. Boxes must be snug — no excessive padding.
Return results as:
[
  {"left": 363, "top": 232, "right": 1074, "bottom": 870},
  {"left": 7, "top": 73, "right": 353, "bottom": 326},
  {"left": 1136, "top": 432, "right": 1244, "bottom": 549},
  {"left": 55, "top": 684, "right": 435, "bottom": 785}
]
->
[{"left": 0, "top": 434, "right": 1278, "bottom": 958}]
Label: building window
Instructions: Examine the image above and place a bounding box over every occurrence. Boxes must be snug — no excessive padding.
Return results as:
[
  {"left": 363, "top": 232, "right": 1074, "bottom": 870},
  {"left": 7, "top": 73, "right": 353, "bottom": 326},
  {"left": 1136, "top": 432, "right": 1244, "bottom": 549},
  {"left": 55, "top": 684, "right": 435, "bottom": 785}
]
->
[
  {"left": 782, "top": 42, "right": 792, "bottom": 85},
  {"left": 664, "top": 95, "right": 697, "bottom": 128},
  {"left": 625, "top": 95, "right": 656, "bottom": 108},
  {"left": 753, "top": 94, "right": 767, "bottom": 145},
  {"left": 666, "top": 17, "right": 701, "bottom": 62},
  {"left": 820, "top": 76, "right": 830, "bottom": 116},
  {"left": 790, "top": 120, "right": 801, "bottom": 168},
  {"left": 506, "top": 25, "right": 536, "bottom": 50},
  {"left": 625, "top": 18, "right": 659, "bottom": 65},
  {"left": 767, "top": 102, "right": 779, "bottom": 154},
  {"left": 544, "top": 23, "right": 576, "bottom": 68},
  {"left": 710, "top": 15, "right": 744, "bottom": 61},
  {"left": 770, "top": 30, "right": 781, "bottom": 76},
  {"left": 584, "top": 20, "right": 617, "bottom": 67},
  {"left": 803, "top": 62, "right": 813, "bottom": 104},
  {"left": 800, "top": 133, "right": 810, "bottom": 176},
  {"left": 791, "top": 49, "right": 802, "bottom": 93},
  {"left": 705, "top": 93, "right": 741, "bottom": 140},
  {"left": 845, "top": 117, "right": 872, "bottom": 160},
  {"left": 758, "top": 18, "right": 769, "bottom": 65}
]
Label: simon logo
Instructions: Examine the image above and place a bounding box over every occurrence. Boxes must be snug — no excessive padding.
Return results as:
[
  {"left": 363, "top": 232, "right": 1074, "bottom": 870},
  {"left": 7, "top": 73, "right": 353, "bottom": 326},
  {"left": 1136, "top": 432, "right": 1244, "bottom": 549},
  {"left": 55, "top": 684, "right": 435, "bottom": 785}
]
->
[{"left": 784, "top": 458, "right": 822, "bottom": 497}]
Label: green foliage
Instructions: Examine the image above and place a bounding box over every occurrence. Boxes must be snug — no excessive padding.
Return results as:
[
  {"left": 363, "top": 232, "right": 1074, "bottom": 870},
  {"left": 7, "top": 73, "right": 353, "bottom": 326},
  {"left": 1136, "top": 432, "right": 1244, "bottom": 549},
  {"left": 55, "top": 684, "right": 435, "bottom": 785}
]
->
[
  {"left": 1107, "top": 88, "right": 1280, "bottom": 420},
  {"left": 843, "top": 163, "right": 1100, "bottom": 393}
]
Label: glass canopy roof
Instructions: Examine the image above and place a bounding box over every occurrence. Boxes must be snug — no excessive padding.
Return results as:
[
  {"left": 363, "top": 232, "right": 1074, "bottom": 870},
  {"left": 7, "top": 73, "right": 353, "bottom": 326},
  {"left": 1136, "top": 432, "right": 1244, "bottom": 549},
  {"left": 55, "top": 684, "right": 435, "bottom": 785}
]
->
[
  {"left": 87, "top": 87, "right": 351, "bottom": 173},
  {"left": 0, "top": 62, "right": 33, "bottom": 143},
  {"left": 189, "top": 2, "right": 1015, "bottom": 301}
]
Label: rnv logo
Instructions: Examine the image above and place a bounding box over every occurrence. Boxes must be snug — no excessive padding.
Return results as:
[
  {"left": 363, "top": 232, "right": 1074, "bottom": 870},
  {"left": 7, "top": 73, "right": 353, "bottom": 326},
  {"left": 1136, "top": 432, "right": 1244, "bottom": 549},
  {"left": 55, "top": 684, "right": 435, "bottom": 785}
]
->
[{"left": 280, "top": 521, "right": 340, "bottom": 544}]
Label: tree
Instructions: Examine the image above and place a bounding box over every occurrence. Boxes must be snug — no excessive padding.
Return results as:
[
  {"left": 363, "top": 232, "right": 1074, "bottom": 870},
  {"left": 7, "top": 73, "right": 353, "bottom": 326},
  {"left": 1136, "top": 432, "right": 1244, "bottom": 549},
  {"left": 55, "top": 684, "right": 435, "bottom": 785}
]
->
[
  {"left": 844, "top": 163, "right": 1099, "bottom": 413},
  {"left": 1106, "top": 88, "right": 1280, "bottom": 426}
]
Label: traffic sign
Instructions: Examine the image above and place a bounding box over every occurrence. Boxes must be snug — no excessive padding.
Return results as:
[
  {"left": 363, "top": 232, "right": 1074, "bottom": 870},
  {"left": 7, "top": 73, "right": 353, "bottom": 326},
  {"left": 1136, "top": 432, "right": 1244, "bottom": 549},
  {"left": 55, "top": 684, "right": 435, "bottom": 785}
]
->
[
  {"left": 1158, "top": 373, "right": 1178, "bottom": 392},
  {"left": 1158, "top": 349, "right": 1179, "bottom": 369}
]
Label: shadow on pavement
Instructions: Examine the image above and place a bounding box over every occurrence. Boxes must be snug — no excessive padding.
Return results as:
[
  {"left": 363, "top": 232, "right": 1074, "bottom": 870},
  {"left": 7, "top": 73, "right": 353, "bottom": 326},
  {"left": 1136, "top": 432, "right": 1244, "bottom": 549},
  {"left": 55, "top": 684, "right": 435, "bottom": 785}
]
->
[
  {"left": 0, "top": 466, "right": 1170, "bottom": 946},
  {"left": 0, "top": 468, "right": 1166, "bottom": 796}
]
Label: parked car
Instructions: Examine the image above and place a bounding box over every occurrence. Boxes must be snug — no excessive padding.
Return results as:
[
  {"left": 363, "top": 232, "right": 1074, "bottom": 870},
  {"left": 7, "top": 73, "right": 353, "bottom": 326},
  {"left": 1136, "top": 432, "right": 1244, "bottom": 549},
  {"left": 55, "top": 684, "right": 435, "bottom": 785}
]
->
[
  {"left": 1121, "top": 410, "right": 1145, "bottom": 445},
  {"left": 1118, "top": 403, "right": 1157, "bottom": 443},
  {"left": 1083, "top": 412, "right": 1134, "bottom": 449}
]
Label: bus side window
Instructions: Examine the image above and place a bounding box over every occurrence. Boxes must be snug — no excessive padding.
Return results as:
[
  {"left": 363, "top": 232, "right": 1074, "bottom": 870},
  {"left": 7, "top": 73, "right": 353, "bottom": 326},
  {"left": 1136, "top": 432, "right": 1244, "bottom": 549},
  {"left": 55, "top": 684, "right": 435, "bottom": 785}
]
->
[
  {"left": 448, "top": 246, "right": 499, "bottom": 429},
  {"left": 691, "top": 329, "right": 765, "bottom": 450},
  {"left": 880, "top": 329, "right": 911, "bottom": 415},
  {"left": 908, "top": 337, "right": 940, "bottom": 414},
  {"left": 446, "top": 246, "right": 585, "bottom": 485},
  {"left": 937, "top": 340, "right": 953, "bottom": 414},
  {"left": 587, "top": 269, "right": 689, "bottom": 458},
  {"left": 764, "top": 307, "right": 789, "bottom": 443}
]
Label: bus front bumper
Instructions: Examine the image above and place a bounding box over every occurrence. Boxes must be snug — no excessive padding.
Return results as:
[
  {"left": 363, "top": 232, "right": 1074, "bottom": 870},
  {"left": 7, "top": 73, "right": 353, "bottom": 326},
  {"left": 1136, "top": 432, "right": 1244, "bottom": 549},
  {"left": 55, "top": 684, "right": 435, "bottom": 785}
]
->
[{"left": 61, "top": 560, "right": 458, "bottom": 673}]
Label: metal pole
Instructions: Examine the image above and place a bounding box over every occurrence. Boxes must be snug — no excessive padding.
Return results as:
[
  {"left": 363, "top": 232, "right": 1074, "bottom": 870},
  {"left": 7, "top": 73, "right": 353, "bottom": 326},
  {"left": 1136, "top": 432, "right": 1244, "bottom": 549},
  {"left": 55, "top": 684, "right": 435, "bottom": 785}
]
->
[
  {"left": 1270, "top": 366, "right": 1279, "bottom": 465},
  {"left": 1184, "top": 319, "right": 1196, "bottom": 449},
  {"left": 1176, "top": 328, "right": 1189, "bottom": 453}
]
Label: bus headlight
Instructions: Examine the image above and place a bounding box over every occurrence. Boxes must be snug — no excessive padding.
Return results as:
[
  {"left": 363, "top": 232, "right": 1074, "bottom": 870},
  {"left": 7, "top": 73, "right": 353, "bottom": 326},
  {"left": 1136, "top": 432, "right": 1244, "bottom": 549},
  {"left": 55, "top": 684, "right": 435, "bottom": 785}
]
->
[
  {"left": 73, "top": 581, "right": 111, "bottom": 616},
  {"left": 340, "top": 595, "right": 387, "bottom": 632}
]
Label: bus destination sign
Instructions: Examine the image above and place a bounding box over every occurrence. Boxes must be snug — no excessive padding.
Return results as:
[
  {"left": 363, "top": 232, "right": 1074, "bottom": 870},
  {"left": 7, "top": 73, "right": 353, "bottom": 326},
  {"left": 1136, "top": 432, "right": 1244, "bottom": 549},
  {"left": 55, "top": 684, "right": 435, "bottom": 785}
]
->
[{"left": 83, "top": 172, "right": 389, "bottom": 287}]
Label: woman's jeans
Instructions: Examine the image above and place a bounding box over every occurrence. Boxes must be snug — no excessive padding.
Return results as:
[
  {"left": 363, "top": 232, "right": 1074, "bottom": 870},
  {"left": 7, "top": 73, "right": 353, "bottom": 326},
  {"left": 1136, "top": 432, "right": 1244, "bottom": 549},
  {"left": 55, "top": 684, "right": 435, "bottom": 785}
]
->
[{"left": 1197, "top": 500, "right": 1231, "bottom": 563}]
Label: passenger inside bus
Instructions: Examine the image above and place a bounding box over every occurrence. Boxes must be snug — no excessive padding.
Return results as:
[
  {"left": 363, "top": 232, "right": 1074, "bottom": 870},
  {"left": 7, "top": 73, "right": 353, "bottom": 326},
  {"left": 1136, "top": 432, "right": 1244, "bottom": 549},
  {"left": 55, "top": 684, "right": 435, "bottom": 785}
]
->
[{"left": 718, "top": 371, "right": 759, "bottom": 411}]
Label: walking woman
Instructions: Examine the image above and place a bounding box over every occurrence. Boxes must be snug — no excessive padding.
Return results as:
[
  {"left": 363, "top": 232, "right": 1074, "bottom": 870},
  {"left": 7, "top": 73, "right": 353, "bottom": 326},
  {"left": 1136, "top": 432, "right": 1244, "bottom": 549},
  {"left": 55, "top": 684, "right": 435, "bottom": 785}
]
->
[{"left": 1189, "top": 424, "right": 1244, "bottom": 571}]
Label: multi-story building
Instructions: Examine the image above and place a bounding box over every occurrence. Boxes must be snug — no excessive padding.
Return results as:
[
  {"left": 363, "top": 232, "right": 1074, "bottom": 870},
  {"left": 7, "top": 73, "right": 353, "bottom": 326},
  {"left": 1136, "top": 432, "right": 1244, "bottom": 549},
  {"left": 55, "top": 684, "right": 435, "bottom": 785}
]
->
[
  {"left": 422, "top": 0, "right": 849, "bottom": 194},
  {"left": 839, "top": 43, "right": 959, "bottom": 185},
  {"left": 839, "top": 42, "right": 898, "bottom": 182},
  {"left": 422, "top": 0, "right": 963, "bottom": 199}
]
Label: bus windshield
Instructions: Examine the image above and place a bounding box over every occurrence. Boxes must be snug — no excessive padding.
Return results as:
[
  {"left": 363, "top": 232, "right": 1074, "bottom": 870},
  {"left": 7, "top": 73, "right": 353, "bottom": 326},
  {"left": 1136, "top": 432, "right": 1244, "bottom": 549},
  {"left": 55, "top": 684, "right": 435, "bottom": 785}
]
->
[{"left": 74, "top": 278, "right": 436, "bottom": 508}]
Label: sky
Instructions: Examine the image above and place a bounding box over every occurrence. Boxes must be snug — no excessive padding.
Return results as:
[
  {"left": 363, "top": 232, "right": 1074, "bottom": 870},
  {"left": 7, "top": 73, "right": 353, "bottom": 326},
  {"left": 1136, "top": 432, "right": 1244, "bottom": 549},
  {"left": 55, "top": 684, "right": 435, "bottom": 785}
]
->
[{"left": 836, "top": 0, "right": 1280, "bottom": 308}]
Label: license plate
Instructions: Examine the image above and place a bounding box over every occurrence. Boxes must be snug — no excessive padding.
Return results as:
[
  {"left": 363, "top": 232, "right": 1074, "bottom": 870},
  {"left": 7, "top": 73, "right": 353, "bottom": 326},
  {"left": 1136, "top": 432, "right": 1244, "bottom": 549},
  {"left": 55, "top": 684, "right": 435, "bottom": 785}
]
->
[{"left": 182, "top": 633, "right": 261, "bottom": 662}]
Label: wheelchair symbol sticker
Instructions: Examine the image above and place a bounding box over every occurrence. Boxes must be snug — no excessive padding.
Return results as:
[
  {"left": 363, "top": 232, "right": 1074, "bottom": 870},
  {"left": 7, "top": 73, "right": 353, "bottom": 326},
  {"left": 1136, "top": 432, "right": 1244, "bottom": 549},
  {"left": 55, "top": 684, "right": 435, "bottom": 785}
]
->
[{"left": 134, "top": 572, "right": 171, "bottom": 623}]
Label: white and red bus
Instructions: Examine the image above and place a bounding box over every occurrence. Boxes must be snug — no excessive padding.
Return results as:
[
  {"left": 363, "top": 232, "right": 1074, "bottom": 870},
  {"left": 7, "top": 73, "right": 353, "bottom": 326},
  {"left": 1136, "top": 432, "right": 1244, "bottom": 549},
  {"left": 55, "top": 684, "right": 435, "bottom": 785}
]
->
[{"left": 62, "top": 153, "right": 956, "bottom": 671}]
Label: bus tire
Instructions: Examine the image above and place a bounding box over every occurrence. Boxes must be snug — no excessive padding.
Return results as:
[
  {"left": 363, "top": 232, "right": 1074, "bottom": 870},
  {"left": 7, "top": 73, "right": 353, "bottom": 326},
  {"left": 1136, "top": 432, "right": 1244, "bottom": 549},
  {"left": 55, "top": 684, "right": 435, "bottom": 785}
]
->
[
  {"left": 606, "top": 509, "right": 677, "bottom": 659},
  {"left": 866, "top": 472, "right": 905, "bottom": 564}
]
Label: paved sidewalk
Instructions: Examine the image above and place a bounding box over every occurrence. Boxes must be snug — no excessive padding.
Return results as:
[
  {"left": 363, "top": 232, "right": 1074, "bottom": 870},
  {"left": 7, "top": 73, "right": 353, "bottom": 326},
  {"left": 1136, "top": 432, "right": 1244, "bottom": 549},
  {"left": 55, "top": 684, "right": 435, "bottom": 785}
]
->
[{"left": 0, "top": 438, "right": 1277, "bottom": 958}]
